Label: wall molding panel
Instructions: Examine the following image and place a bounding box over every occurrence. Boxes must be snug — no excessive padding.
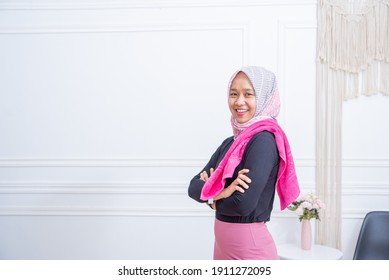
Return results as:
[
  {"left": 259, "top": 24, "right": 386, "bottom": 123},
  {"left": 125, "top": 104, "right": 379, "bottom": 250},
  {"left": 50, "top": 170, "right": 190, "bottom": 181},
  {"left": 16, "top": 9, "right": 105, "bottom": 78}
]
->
[
  {"left": 0, "top": 206, "right": 371, "bottom": 219},
  {"left": 1, "top": 157, "right": 388, "bottom": 168},
  {"left": 343, "top": 158, "right": 389, "bottom": 168},
  {"left": 0, "top": 158, "right": 208, "bottom": 168},
  {"left": 0, "top": 181, "right": 187, "bottom": 195},
  {"left": 0, "top": 206, "right": 213, "bottom": 217},
  {"left": 0, "top": 23, "right": 250, "bottom": 35},
  {"left": 343, "top": 183, "right": 389, "bottom": 196},
  {"left": 0, "top": 157, "right": 317, "bottom": 168},
  {"left": 277, "top": 20, "right": 317, "bottom": 101},
  {"left": 4, "top": 181, "right": 386, "bottom": 196},
  {"left": 0, "top": 22, "right": 250, "bottom": 71},
  {"left": 0, "top": 0, "right": 317, "bottom": 11},
  {"left": 0, "top": 206, "right": 309, "bottom": 218}
]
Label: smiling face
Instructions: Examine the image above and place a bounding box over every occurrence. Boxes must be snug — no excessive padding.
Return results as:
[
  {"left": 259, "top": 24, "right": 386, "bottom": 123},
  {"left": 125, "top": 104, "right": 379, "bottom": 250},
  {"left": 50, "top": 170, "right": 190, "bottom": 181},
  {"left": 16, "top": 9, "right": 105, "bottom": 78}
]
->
[{"left": 228, "top": 71, "right": 256, "bottom": 124}]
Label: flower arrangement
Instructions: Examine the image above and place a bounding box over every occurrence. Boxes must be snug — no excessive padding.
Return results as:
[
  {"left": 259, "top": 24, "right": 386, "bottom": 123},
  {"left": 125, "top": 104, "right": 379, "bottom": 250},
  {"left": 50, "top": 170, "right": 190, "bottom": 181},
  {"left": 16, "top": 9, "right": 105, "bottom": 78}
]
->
[{"left": 288, "top": 193, "right": 326, "bottom": 221}]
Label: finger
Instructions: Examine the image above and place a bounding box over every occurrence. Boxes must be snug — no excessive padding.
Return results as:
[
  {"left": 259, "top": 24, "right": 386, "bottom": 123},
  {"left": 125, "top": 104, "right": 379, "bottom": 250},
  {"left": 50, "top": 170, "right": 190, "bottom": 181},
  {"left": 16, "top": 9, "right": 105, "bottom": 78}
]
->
[
  {"left": 203, "top": 172, "right": 209, "bottom": 181},
  {"left": 234, "top": 186, "right": 245, "bottom": 193},
  {"left": 238, "top": 169, "right": 250, "bottom": 175},
  {"left": 239, "top": 174, "right": 252, "bottom": 183},
  {"left": 200, "top": 171, "right": 206, "bottom": 181},
  {"left": 210, "top": 168, "right": 214, "bottom": 176},
  {"left": 236, "top": 178, "right": 249, "bottom": 189}
]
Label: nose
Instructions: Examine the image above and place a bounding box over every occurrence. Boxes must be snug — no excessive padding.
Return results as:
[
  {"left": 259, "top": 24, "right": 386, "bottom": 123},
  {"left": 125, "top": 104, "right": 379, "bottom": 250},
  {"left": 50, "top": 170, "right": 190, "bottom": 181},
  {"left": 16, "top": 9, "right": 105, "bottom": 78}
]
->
[{"left": 235, "top": 94, "right": 245, "bottom": 105}]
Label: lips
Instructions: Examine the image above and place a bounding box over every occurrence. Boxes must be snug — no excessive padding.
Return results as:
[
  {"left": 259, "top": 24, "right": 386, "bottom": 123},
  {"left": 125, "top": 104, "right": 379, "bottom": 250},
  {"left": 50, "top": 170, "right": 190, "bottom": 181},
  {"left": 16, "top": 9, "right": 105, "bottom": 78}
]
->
[{"left": 235, "top": 108, "right": 247, "bottom": 115}]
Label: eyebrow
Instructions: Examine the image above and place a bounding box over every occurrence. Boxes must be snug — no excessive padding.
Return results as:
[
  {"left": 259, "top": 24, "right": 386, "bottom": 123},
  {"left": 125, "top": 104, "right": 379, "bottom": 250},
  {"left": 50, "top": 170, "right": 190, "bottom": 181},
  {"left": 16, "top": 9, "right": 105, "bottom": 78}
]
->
[{"left": 230, "top": 88, "right": 254, "bottom": 91}]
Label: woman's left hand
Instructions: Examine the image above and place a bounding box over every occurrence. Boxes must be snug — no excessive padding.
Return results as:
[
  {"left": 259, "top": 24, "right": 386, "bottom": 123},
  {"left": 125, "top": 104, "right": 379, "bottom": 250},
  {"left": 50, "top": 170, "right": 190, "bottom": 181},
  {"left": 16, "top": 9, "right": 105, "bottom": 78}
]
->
[{"left": 199, "top": 168, "right": 214, "bottom": 182}]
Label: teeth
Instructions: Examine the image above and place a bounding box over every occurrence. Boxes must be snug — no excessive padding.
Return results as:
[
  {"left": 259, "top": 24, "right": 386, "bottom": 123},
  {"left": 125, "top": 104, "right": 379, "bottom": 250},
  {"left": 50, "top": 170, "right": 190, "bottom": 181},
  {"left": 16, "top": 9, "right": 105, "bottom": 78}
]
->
[{"left": 236, "top": 109, "right": 248, "bottom": 113}]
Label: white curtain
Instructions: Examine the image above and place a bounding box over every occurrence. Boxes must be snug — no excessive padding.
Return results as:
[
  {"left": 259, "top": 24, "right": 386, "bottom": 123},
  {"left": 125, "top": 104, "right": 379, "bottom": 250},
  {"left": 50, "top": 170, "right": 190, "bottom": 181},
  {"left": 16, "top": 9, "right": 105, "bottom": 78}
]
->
[{"left": 316, "top": 0, "right": 389, "bottom": 249}]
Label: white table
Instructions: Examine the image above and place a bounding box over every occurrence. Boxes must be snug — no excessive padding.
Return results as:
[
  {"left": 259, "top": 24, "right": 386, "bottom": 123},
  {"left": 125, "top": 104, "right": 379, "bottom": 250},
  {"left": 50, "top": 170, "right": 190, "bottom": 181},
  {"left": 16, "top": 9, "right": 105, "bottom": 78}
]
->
[{"left": 277, "top": 244, "right": 343, "bottom": 260}]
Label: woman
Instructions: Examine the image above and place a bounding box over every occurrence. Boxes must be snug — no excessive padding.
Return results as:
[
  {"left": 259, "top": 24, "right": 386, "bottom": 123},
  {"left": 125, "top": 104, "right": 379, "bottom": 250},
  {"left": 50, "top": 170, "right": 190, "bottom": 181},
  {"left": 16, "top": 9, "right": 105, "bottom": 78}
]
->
[{"left": 188, "top": 66, "right": 300, "bottom": 260}]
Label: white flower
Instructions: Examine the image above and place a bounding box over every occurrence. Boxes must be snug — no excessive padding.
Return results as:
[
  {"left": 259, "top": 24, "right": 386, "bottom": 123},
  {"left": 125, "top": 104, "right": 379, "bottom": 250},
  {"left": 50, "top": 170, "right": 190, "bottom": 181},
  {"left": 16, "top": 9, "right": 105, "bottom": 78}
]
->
[
  {"left": 312, "top": 202, "right": 319, "bottom": 209},
  {"left": 296, "top": 206, "right": 304, "bottom": 216},
  {"left": 301, "top": 201, "right": 313, "bottom": 210},
  {"left": 288, "top": 193, "right": 325, "bottom": 221}
]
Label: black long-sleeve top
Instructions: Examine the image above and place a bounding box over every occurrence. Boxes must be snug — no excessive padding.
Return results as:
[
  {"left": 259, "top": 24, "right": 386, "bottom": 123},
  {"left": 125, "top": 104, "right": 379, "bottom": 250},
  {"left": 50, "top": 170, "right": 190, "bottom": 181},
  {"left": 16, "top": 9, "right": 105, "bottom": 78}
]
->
[{"left": 188, "top": 131, "right": 280, "bottom": 223}]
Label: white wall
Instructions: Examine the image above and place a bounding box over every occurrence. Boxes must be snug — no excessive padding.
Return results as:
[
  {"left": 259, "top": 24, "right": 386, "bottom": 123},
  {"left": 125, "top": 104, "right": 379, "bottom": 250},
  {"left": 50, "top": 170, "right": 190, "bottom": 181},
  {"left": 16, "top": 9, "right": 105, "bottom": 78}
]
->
[
  {"left": 342, "top": 94, "right": 389, "bottom": 259},
  {"left": 0, "top": 0, "right": 388, "bottom": 260}
]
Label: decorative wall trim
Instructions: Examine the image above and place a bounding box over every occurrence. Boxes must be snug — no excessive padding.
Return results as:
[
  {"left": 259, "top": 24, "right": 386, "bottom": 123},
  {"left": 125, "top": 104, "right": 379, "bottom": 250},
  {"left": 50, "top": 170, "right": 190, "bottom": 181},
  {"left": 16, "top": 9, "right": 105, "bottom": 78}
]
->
[
  {"left": 0, "top": 157, "right": 317, "bottom": 168},
  {"left": 343, "top": 183, "right": 389, "bottom": 196},
  {"left": 0, "top": 0, "right": 317, "bottom": 11},
  {"left": 277, "top": 20, "right": 317, "bottom": 128},
  {"left": 0, "top": 181, "right": 187, "bottom": 194},
  {"left": 0, "top": 158, "right": 207, "bottom": 168},
  {"left": 2, "top": 157, "right": 388, "bottom": 168},
  {"left": 0, "top": 22, "right": 249, "bottom": 75},
  {"left": 287, "top": 183, "right": 389, "bottom": 196},
  {"left": 2, "top": 181, "right": 386, "bottom": 196},
  {"left": 0, "top": 207, "right": 295, "bottom": 217},
  {"left": 280, "top": 210, "right": 388, "bottom": 220},
  {"left": 342, "top": 158, "right": 389, "bottom": 168},
  {"left": 0, "top": 206, "right": 213, "bottom": 217},
  {"left": 0, "top": 206, "right": 302, "bottom": 218},
  {"left": 341, "top": 210, "right": 389, "bottom": 219},
  {"left": 0, "top": 181, "right": 324, "bottom": 195},
  {"left": 0, "top": 206, "right": 379, "bottom": 219},
  {"left": 0, "top": 23, "right": 248, "bottom": 34}
]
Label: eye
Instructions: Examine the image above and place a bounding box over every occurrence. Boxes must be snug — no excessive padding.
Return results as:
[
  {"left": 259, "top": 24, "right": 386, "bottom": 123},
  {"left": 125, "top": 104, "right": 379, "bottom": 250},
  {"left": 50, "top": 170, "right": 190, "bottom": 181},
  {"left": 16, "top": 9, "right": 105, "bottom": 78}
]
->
[
  {"left": 229, "top": 92, "right": 238, "bottom": 97},
  {"left": 245, "top": 92, "right": 254, "bottom": 97}
]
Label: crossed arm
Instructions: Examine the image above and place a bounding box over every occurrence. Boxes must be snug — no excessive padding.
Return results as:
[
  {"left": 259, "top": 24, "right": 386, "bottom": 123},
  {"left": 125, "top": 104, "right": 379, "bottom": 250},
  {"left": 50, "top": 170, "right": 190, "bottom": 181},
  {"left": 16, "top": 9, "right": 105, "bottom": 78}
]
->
[
  {"left": 199, "top": 168, "right": 251, "bottom": 210},
  {"left": 188, "top": 132, "right": 278, "bottom": 216}
]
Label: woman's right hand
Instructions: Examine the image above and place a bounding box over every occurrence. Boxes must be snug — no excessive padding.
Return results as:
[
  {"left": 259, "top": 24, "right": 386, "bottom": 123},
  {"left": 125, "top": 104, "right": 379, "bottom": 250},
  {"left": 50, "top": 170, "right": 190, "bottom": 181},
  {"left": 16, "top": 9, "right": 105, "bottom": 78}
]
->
[{"left": 215, "top": 169, "right": 251, "bottom": 200}]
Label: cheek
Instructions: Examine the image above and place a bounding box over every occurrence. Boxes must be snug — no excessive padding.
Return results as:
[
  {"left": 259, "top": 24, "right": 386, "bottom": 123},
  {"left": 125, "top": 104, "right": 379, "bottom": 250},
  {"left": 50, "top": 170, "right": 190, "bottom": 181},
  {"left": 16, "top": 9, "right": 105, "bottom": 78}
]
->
[
  {"left": 249, "top": 100, "right": 256, "bottom": 113},
  {"left": 228, "top": 99, "right": 235, "bottom": 112}
]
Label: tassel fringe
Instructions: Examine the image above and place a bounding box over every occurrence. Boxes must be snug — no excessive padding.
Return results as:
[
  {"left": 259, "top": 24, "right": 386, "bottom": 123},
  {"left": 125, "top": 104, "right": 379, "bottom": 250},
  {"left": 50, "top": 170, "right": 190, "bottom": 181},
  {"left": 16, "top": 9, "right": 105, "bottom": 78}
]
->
[{"left": 318, "top": 0, "right": 389, "bottom": 99}]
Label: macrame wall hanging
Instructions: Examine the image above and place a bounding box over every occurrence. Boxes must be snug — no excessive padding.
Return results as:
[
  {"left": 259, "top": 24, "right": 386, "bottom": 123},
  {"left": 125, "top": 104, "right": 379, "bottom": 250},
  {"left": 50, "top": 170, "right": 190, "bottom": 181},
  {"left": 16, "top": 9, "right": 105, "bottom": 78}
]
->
[{"left": 316, "top": 0, "right": 389, "bottom": 249}]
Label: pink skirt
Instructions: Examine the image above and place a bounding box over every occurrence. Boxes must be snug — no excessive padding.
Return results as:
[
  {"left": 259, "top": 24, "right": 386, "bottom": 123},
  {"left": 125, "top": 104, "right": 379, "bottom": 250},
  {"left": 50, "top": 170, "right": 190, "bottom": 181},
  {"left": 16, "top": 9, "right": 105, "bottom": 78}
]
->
[{"left": 214, "top": 218, "right": 278, "bottom": 260}]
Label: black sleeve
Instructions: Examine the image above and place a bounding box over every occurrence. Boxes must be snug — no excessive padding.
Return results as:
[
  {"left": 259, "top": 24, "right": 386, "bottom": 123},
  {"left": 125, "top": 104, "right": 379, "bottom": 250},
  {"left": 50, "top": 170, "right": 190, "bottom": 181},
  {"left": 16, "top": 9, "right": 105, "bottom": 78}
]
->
[
  {"left": 215, "top": 132, "right": 279, "bottom": 216},
  {"left": 188, "top": 137, "right": 232, "bottom": 203}
]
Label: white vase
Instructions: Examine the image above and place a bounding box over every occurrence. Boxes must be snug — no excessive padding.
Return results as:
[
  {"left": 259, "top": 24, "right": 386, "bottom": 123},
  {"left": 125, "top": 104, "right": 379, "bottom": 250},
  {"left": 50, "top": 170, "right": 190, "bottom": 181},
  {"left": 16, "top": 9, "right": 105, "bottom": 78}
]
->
[{"left": 301, "top": 219, "right": 312, "bottom": 250}]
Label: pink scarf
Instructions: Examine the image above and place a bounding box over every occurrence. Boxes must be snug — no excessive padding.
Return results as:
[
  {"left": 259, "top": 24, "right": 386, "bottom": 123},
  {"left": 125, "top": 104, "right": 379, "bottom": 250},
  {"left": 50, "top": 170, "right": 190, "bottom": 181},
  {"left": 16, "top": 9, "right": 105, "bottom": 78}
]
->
[{"left": 200, "top": 119, "right": 300, "bottom": 210}]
